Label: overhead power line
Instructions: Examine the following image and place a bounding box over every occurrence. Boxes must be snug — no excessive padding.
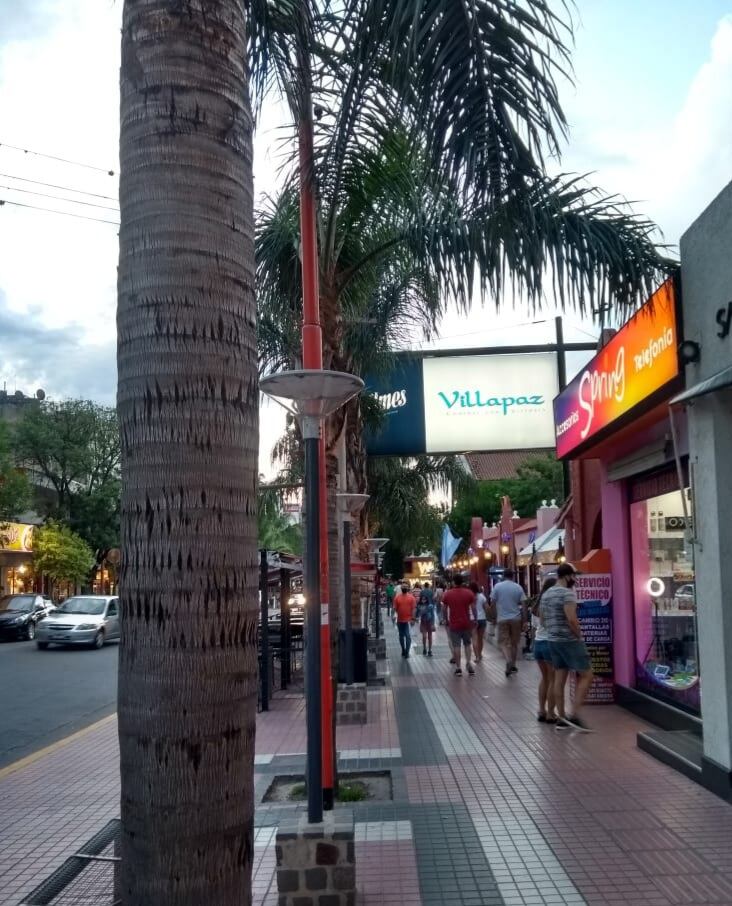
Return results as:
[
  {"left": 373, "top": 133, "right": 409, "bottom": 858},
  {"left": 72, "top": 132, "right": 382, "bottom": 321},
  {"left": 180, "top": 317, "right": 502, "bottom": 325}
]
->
[
  {"left": 0, "top": 184, "right": 119, "bottom": 211},
  {"left": 0, "top": 141, "right": 116, "bottom": 176},
  {"left": 0, "top": 198, "right": 119, "bottom": 225},
  {"left": 0, "top": 172, "right": 117, "bottom": 202}
]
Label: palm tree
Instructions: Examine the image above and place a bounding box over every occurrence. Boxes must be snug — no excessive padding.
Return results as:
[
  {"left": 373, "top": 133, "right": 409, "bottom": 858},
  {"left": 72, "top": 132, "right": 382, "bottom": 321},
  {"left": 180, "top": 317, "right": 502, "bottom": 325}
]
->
[
  {"left": 257, "top": 125, "right": 671, "bottom": 502},
  {"left": 258, "top": 484, "right": 303, "bottom": 554},
  {"left": 116, "top": 3, "right": 259, "bottom": 903}
]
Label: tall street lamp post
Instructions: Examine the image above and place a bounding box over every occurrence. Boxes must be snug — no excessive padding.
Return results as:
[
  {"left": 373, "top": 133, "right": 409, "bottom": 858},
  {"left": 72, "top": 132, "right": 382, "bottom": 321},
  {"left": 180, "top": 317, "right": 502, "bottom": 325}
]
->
[
  {"left": 260, "top": 370, "right": 363, "bottom": 823},
  {"left": 336, "top": 493, "right": 369, "bottom": 685},
  {"left": 366, "top": 538, "right": 389, "bottom": 638}
]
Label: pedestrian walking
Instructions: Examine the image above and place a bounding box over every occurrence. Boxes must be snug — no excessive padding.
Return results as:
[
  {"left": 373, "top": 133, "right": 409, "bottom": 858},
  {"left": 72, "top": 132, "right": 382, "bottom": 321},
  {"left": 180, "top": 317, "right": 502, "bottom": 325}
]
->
[
  {"left": 532, "top": 576, "right": 558, "bottom": 723},
  {"left": 443, "top": 574, "right": 476, "bottom": 676},
  {"left": 393, "top": 583, "right": 417, "bottom": 658},
  {"left": 541, "top": 562, "right": 594, "bottom": 732},
  {"left": 433, "top": 580, "right": 445, "bottom": 622},
  {"left": 470, "top": 581, "right": 488, "bottom": 662},
  {"left": 490, "top": 568, "right": 528, "bottom": 677},
  {"left": 417, "top": 582, "right": 437, "bottom": 656}
]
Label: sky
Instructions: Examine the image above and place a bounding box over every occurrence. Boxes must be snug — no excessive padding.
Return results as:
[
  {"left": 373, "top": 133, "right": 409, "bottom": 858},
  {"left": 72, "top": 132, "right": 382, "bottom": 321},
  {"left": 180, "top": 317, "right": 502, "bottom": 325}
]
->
[{"left": 1, "top": 0, "right": 731, "bottom": 473}]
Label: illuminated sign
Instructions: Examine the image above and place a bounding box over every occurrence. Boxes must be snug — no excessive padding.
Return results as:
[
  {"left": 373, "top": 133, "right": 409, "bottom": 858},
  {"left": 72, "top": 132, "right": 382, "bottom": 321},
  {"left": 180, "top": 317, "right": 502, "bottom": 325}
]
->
[
  {"left": 366, "top": 352, "right": 559, "bottom": 455},
  {"left": 554, "top": 279, "right": 679, "bottom": 458},
  {"left": 0, "top": 522, "right": 34, "bottom": 552}
]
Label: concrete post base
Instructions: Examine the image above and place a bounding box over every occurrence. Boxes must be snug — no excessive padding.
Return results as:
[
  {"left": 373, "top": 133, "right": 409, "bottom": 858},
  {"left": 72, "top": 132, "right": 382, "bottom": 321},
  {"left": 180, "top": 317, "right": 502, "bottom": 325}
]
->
[
  {"left": 336, "top": 683, "right": 367, "bottom": 726},
  {"left": 276, "top": 810, "right": 356, "bottom": 906},
  {"left": 366, "top": 652, "right": 377, "bottom": 681},
  {"left": 368, "top": 637, "right": 387, "bottom": 660}
]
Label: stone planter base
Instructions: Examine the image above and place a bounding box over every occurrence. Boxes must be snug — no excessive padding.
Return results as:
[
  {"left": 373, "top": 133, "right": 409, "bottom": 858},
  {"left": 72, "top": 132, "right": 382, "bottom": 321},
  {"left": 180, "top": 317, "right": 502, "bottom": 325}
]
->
[
  {"left": 336, "top": 683, "right": 367, "bottom": 726},
  {"left": 276, "top": 810, "right": 356, "bottom": 906}
]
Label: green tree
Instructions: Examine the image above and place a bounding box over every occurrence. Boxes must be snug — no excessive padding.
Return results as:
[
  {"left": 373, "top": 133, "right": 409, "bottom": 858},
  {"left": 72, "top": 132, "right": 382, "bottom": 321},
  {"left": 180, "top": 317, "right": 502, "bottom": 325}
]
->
[
  {"left": 0, "top": 421, "right": 31, "bottom": 520},
  {"left": 13, "top": 400, "right": 120, "bottom": 552},
  {"left": 258, "top": 485, "right": 303, "bottom": 555},
  {"left": 448, "top": 454, "right": 564, "bottom": 541},
  {"left": 32, "top": 522, "right": 95, "bottom": 586}
]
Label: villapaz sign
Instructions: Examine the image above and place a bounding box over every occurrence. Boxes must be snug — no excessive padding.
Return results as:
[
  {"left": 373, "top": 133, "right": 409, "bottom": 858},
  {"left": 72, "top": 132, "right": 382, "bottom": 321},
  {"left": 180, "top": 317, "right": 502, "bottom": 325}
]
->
[
  {"left": 366, "top": 352, "right": 559, "bottom": 456},
  {"left": 553, "top": 279, "right": 680, "bottom": 459}
]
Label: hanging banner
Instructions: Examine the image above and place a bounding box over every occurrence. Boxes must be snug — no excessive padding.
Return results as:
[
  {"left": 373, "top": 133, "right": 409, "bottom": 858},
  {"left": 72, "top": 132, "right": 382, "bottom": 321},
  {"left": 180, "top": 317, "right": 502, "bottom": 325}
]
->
[
  {"left": 365, "top": 352, "right": 559, "bottom": 455},
  {"left": 574, "top": 573, "right": 614, "bottom": 704}
]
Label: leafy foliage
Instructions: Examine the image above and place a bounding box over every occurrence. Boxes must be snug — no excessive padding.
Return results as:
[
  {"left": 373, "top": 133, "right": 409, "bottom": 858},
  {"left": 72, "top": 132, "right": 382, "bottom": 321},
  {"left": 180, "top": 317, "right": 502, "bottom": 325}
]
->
[
  {"left": 13, "top": 400, "right": 120, "bottom": 553},
  {"left": 32, "top": 522, "right": 96, "bottom": 585},
  {"left": 0, "top": 421, "right": 31, "bottom": 520},
  {"left": 258, "top": 484, "right": 303, "bottom": 555},
  {"left": 448, "top": 454, "right": 564, "bottom": 541},
  {"left": 367, "top": 455, "right": 474, "bottom": 575}
]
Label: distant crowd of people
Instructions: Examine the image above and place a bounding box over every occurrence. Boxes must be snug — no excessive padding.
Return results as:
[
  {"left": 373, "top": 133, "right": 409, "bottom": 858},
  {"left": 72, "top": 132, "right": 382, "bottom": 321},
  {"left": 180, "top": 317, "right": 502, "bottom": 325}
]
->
[{"left": 385, "top": 562, "right": 594, "bottom": 732}]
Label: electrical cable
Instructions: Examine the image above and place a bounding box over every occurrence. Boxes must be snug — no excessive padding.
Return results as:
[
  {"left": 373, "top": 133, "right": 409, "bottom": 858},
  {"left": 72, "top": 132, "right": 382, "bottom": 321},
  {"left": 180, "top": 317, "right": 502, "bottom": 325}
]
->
[
  {"left": 0, "top": 198, "right": 119, "bottom": 225},
  {"left": 0, "top": 141, "right": 115, "bottom": 176},
  {"left": 0, "top": 172, "right": 117, "bottom": 202},
  {"left": 0, "top": 184, "right": 119, "bottom": 211}
]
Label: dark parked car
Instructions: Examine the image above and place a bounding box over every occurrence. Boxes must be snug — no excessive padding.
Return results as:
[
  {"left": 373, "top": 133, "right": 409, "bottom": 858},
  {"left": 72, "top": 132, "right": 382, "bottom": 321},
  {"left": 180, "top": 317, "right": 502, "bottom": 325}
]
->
[{"left": 0, "top": 594, "right": 53, "bottom": 641}]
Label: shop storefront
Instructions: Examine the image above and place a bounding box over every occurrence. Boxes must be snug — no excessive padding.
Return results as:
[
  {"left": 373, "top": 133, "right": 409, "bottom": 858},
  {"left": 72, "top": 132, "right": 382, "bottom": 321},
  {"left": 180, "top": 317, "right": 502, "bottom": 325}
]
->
[{"left": 553, "top": 277, "right": 693, "bottom": 718}]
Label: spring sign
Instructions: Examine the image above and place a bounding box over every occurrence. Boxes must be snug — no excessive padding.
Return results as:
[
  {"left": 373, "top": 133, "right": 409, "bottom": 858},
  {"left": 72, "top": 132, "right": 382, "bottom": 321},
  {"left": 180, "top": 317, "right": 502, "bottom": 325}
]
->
[{"left": 553, "top": 279, "right": 679, "bottom": 458}]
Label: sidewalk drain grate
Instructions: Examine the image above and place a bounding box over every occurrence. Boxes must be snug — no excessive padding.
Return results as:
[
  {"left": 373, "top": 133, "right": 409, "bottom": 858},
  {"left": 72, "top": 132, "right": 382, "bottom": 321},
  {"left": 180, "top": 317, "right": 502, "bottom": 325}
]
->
[{"left": 20, "top": 819, "right": 120, "bottom": 905}]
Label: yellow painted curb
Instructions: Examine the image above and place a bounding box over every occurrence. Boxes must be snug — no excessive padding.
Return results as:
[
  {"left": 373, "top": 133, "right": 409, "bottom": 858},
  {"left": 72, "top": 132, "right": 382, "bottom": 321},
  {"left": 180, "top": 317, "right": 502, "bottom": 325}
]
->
[{"left": 0, "top": 712, "right": 117, "bottom": 780}]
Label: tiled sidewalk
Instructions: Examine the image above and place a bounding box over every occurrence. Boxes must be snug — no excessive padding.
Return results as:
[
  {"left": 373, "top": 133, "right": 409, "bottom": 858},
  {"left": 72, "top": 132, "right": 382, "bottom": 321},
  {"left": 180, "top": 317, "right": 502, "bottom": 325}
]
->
[{"left": 3, "top": 619, "right": 732, "bottom": 905}]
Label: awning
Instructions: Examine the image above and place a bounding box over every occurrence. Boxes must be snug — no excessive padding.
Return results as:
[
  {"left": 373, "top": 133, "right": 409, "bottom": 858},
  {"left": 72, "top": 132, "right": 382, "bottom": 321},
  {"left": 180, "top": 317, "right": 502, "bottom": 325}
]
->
[
  {"left": 517, "top": 525, "right": 563, "bottom": 559},
  {"left": 670, "top": 364, "right": 732, "bottom": 406}
]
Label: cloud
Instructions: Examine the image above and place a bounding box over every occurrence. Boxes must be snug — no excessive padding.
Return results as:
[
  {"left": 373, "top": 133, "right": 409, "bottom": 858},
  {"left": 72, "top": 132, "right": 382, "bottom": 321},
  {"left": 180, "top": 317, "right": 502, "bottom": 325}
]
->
[
  {"left": 562, "top": 15, "right": 732, "bottom": 249},
  {"left": 0, "top": 289, "right": 116, "bottom": 403}
]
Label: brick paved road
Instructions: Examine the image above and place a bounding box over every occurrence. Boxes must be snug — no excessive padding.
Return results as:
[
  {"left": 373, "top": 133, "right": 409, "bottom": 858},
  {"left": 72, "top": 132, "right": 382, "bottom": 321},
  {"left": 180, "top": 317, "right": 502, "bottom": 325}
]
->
[
  {"left": 3, "top": 622, "right": 732, "bottom": 905},
  {"left": 0, "top": 639, "right": 118, "bottom": 768}
]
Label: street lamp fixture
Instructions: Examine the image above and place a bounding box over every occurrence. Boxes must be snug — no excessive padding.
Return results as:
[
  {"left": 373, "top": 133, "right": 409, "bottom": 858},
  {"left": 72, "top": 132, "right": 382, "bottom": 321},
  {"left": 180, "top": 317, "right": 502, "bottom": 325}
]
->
[
  {"left": 366, "top": 537, "right": 389, "bottom": 553},
  {"left": 337, "top": 493, "right": 370, "bottom": 686},
  {"left": 260, "top": 369, "right": 363, "bottom": 824}
]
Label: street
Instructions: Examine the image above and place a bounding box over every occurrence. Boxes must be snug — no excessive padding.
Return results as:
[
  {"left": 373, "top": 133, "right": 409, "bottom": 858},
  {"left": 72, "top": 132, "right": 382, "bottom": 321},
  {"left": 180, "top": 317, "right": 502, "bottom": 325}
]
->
[{"left": 0, "top": 638, "right": 118, "bottom": 769}]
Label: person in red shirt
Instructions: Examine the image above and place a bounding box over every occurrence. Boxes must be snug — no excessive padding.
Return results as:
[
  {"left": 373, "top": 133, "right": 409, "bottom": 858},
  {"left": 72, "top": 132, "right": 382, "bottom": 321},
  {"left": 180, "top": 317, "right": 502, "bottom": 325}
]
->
[
  {"left": 443, "top": 574, "right": 477, "bottom": 676},
  {"left": 393, "top": 584, "right": 417, "bottom": 658}
]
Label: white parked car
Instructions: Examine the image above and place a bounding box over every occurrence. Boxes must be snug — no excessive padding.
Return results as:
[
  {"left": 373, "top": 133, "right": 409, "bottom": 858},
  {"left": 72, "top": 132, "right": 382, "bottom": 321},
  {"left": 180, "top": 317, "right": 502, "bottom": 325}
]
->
[
  {"left": 674, "top": 584, "right": 696, "bottom": 609},
  {"left": 35, "top": 595, "right": 120, "bottom": 649}
]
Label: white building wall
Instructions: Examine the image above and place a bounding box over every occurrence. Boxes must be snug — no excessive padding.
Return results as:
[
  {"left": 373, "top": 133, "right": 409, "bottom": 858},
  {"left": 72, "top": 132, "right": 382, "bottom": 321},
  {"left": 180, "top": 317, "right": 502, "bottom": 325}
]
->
[{"left": 680, "top": 180, "right": 732, "bottom": 773}]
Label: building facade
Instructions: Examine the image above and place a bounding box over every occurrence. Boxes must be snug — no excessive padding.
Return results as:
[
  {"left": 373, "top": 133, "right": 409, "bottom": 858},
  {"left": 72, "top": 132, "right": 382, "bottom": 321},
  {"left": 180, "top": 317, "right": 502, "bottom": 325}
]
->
[{"left": 676, "top": 180, "right": 732, "bottom": 796}]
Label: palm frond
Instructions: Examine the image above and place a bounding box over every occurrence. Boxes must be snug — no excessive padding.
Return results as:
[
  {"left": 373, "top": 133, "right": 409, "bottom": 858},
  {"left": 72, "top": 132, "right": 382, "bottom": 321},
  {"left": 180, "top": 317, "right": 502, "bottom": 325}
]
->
[
  {"left": 247, "top": 0, "right": 316, "bottom": 118},
  {"left": 479, "top": 174, "right": 676, "bottom": 313},
  {"left": 324, "top": 0, "right": 574, "bottom": 211}
]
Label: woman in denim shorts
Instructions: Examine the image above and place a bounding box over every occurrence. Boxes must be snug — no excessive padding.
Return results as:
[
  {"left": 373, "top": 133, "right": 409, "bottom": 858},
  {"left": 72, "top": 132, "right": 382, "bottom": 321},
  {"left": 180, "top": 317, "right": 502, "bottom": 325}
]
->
[{"left": 532, "top": 577, "right": 557, "bottom": 723}]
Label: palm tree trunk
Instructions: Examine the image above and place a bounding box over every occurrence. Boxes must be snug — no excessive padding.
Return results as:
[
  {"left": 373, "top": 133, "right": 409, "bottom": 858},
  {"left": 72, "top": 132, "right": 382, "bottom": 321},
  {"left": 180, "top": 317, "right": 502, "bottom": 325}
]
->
[{"left": 117, "top": 3, "right": 257, "bottom": 904}]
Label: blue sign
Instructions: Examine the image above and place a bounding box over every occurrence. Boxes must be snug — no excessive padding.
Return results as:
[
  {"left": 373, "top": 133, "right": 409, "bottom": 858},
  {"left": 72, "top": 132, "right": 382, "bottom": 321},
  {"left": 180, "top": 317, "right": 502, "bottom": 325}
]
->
[{"left": 365, "top": 358, "right": 425, "bottom": 456}]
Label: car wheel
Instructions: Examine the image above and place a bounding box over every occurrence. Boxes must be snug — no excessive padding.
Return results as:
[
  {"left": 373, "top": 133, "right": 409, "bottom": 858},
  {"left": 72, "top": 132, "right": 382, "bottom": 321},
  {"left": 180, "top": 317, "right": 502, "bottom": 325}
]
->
[
  {"left": 91, "top": 630, "right": 104, "bottom": 649},
  {"left": 26, "top": 621, "right": 36, "bottom": 641},
  {"left": 37, "top": 641, "right": 49, "bottom": 650}
]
